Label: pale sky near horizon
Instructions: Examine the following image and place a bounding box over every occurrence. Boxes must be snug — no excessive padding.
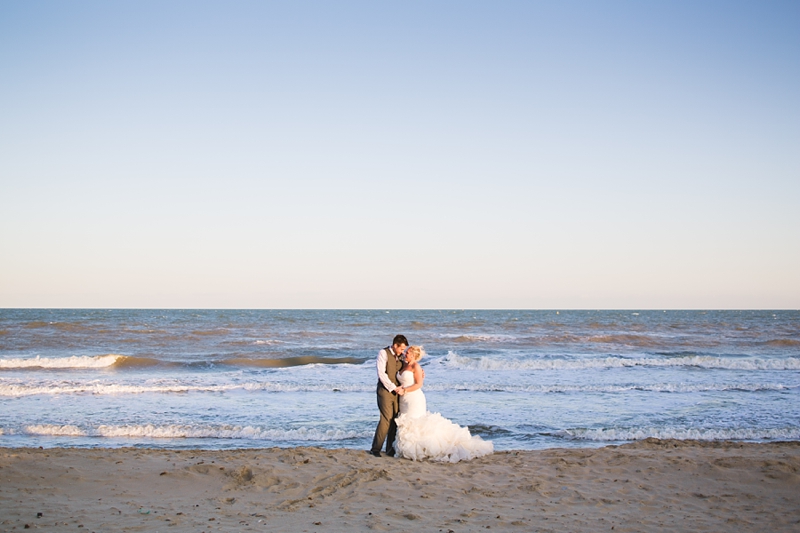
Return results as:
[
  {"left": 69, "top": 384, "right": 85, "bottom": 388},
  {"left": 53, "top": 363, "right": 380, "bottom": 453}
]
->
[{"left": 1, "top": 1, "right": 798, "bottom": 309}]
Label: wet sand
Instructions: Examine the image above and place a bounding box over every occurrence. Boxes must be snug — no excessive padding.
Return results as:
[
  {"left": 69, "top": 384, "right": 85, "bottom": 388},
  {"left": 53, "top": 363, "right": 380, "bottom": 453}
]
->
[{"left": 1, "top": 439, "right": 798, "bottom": 532}]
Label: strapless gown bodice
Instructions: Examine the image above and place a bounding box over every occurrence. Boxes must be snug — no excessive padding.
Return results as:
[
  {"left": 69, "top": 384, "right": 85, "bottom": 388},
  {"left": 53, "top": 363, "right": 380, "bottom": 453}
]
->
[
  {"left": 394, "top": 369, "right": 493, "bottom": 463},
  {"left": 398, "top": 370, "right": 426, "bottom": 418}
]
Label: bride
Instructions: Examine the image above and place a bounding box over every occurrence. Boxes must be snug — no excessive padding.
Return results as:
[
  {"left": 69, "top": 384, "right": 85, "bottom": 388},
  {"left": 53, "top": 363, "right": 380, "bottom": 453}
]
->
[{"left": 395, "top": 346, "right": 493, "bottom": 462}]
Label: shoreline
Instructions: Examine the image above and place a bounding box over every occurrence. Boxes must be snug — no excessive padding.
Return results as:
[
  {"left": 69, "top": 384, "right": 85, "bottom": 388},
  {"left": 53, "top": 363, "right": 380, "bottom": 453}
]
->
[{"left": 2, "top": 439, "right": 799, "bottom": 532}]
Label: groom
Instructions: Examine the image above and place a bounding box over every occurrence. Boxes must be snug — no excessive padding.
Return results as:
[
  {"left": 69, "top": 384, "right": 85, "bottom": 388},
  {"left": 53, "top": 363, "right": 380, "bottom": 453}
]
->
[{"left": 370, "top": 334, "right": 408, "bottom": 457}]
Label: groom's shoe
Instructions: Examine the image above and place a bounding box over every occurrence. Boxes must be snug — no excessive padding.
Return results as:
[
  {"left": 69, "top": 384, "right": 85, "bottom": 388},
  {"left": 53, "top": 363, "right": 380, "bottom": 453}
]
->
[
  {"left": 385, "top": 449, "right": 396, "bottom": 457},
  {"left": 369, "top": 450, "right": 382, "bottom": 457}
]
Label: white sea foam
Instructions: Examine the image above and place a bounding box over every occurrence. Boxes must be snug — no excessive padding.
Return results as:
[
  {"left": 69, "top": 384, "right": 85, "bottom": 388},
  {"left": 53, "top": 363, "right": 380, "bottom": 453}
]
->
[
  {"left": 0, "top": 355, "right": 123, "bottom": 369},
  {"left": 0, "top": 380, "right": 369, "bottom": 397},
  {"left": 438, "top": 333, "right": 518, "bottom": 342},
  {"left": 16, "top": 424, "right": 368, "bottom": 441},
  {"left": 556, "top": 427, "right": 800, "bottom": 442},
  {"left": 1, "top": 377, "right": 795, "bottom": 397},
  {"left": 427, "top": 382, "right": 796, "bottom": 394},
  {"left": 440, "top": 351, "right": 800, "bottom": 371},
  {"left": 95, "top": 424, "right": 368, "bottom": 441},
  {"left": 0, "top": 383, "right": 236, "bottom": 396},
  {"left": 239, "top": 383, "right": 365, "bottom": 393},
  {"left": 25, "top": 424, "right": 87, "bottom": 436},
  {"left": 2, "top": 309, "right": 796, "bottom": 452}
]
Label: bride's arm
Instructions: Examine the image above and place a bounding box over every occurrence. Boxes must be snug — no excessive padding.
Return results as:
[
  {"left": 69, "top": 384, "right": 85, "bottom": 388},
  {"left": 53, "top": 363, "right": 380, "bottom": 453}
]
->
[{"left": 403, "top": 364, "right": 425, "bottom": 393}]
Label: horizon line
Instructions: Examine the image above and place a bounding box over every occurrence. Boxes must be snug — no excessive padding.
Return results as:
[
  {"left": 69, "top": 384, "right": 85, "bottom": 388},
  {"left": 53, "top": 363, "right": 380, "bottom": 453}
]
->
[{"left": 1, "top": 307, "right": 797, "bottom": 312}]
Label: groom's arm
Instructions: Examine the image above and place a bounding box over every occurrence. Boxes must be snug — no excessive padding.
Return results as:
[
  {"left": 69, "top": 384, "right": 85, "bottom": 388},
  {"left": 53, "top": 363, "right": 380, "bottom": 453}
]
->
[{"left": 376, "top": 349, "right": 397, "bottom": 393}]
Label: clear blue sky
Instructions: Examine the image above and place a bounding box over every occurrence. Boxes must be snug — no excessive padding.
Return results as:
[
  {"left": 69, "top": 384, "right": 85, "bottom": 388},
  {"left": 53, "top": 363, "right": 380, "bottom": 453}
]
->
[{"left": 1, "top": 1, "right": 798, "bottom": 308}]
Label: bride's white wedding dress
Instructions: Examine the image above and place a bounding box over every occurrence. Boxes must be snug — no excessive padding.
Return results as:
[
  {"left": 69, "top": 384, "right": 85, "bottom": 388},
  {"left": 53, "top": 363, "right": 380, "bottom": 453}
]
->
[{"left": 395, "top": 369, "right": 493, "bottom": 463}]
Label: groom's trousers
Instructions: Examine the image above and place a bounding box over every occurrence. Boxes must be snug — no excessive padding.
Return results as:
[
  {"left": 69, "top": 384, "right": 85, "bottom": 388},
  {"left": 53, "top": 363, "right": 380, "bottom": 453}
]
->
[{"left": 371, "top": 385, "right": 399, "bottom": 454}]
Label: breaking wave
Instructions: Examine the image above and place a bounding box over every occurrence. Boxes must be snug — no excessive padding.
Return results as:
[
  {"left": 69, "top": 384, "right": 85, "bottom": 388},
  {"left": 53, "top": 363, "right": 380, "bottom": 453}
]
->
[
  {"left": 0, "top": 355, "right": 124, "bottom": 369},
  {"left": 3, "top": 377, "right": 793, "bottom": 397},
  {"left": 429, "top": 382, "right": 796, "bottom": 394},
  {"left": 555, "top": 427, "right": 800, "bottom": 442},
  {"left": 440, "top": 351, "right": 800, "bottom": 371},
  {"left": 25, "top": 424, "right": 87, "bottom": 436},
  {"left": 438, "top": 333, "right": 518, "bottom": 343},
  {"left": 0, "top": 354, "right": 366, "bottom": 371},
  {"left": 217, "top": 356, "right": 364, "bottom": 367},
  {"left": 17, "top": 424, "right": 369, "bottom": 441},
  {"left": 0, "top": 381, "right": 369, "bottom": 397}
]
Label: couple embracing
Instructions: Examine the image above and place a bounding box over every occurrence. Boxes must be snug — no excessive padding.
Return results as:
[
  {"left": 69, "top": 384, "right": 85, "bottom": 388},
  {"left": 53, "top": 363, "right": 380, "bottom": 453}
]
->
[{"left": 370, "top": 334, "right": 493, "bottom": 463}]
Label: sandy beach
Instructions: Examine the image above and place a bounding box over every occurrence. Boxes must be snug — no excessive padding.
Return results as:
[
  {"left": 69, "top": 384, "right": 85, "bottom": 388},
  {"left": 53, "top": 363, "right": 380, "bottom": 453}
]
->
[{"left": 1, "top": 439, "right": 798, "bottom": 532}]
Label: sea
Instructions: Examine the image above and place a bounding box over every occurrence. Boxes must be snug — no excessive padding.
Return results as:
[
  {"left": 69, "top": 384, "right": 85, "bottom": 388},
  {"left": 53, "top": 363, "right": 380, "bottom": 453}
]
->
[{"left": 0, "top": 309, "right": 798, "bottom": 451}]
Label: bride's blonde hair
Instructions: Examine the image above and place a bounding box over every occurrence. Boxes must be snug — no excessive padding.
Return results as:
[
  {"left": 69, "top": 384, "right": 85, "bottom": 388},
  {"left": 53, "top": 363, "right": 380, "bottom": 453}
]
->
[{"left": 406, "top": 345, "right": 425, "bottom": 362}]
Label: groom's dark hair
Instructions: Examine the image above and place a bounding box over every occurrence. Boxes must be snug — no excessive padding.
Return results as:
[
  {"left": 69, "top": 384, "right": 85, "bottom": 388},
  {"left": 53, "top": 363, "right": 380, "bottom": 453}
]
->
[{"left": 393, "top": 334, "right": 409, "bottom": 346}]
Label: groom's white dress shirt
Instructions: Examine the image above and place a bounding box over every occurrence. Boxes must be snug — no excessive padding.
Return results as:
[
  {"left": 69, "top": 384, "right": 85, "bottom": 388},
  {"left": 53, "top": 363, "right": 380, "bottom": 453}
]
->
[{"left": 376, "top": 347, "right": 398, "bottom": 393}]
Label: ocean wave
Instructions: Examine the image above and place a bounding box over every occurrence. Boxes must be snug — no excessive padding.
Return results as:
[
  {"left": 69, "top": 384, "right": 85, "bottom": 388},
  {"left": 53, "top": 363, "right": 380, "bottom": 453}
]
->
[
  {"left": 765, "top": 339, "right": 800, "bottom": 347},
  {"left": 217, "top": 356, "right": 365, "bottom": 368},
  {"left": 121, "top": 328, "right": 168, "bottom": 335},
  {"left": 439, "top": 333, "right": 518, "bottom": 343},
  {"left": 0, "top": 354, "right": 124, "bottom": 369},
  {"left": 224, "top": 339, "right": 284, "bottom": 346},
  {"left": 23, "top": 321, "right": 51, "bottom": 328},
  {"left": 587, "top": 334, "right": 663, "bottom": 348},
  {"left": 191, "top": 329, "right": 230, "bottom": 336},
  {"left": 239, "top": 383, "right": 365, "bottom": 393},
  {"left": 555, "top": 427, "right": 800, "bottom": 442},
  {"left": 3, "top": 378, "right": 792, "bottom": 398},
  {"left": 95, "top": 424, "right": 369, "bottom": 441},
  {"left": 440, "top": 351, "right": 800, "bottom": 371},
  {"left": 22, "top": 321, "right": 95, "bottom": 332},
  {"left": 0, "top": 382, "right": 236, "bottom": 396},
  {"left": 428, "top": 382, "right": 796, "bottom": 394},
  {"left": 0, "top": 354, "right": 367, "bottom": 371},
  {"left": 25, "top": 424, "right": 87, "bottom": 436},
  {"left": 17, "top": 424, "right": 369, "bottom": 441},
  {"left": 0, "top": 380, "right": 369, "bottom": 397}
]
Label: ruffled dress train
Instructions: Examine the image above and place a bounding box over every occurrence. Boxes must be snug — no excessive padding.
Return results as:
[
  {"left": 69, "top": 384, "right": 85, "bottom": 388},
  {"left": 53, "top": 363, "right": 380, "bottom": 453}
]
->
[{"left": 394, "top": 370, "right": 493, "bottom": 463}]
